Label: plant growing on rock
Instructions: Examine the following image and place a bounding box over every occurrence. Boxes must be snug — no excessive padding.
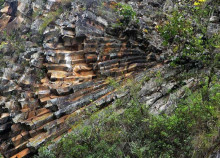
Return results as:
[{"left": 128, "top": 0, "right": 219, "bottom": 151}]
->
[
  {"left": 39, "top": 8, "right": 63, "bottom": 34},
  {"left": 35, "top": 67, "right": 47, "bottom": 83},
  {"left": 0, "top": 0, "right": 3, "bottom": 7},
  {"left": 158, "top": 0, "right": 220, "bottom": 67},
  {"left": 0, "top": 30, "right": 25, "bottom": 55},
  {"left": 115, "top": 3, "right": 137, "bottom": 27},
  {"left": 0, "top": 29, "right": 26, "bottom": 69},
  {"left": 36, "top": 75, "right": 220, "bottom": 158}
]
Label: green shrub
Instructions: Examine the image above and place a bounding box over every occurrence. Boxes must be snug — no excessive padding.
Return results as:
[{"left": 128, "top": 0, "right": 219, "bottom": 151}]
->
[
  {"left": 116, "top": 3, "right": 137, "bottom": 26},
  {"left": 106, "top": 77, "right": 119, "bottom": 88},
  {"left": 0, "top": 30, "right": 25, "bottom": 55},
  {"left": 34, "top": 146, "right": 56, "bottom": 158},
  {"left": 158, "top": 0, "right": 220, "bottom": 66},
  {"left": 144, "top": 82, "right": 220, "bottom": 157}
]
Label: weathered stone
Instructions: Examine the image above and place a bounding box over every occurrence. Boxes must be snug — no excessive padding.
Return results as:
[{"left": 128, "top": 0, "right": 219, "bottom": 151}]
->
[
  {"left": 163, "top": 0, "right": 174, "bottom": 13},
  {"left": 11, "top": 131, "right": 29, "bottom": 146},
  {"left": 12, "top": 112, "right": 28, "bottom": 123},
  {"left": 0, "top": 113, "right": 10, "bottom": 125},
  {"left": 1, "top": 0, "right": 217, "bottom": 157},
  {"left": 55, "top": 86, "right": 114, "bottom": 118},
  {"left": 0, "top": 14, "right": 11, "bottom": 29},
  {"left": 10, "top": 148, "right": 30, "bottom": 158},
  {"left": 26, "top": 113, "right": 54, "bottom": 129},
  {"left": 0, "top": 122, "right": 11, "bottom": 132},
  {"left": 210, "top": 16, "right": 220, "bottom": 23}
]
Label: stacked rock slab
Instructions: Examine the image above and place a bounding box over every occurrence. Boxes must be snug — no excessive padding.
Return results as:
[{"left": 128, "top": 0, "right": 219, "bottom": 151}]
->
[{"left": 0, "top": 1, "right": 163, "bottom": 157}]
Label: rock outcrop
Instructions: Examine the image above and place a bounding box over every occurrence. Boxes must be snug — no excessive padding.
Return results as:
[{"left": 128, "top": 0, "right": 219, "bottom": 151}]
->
[
  {"left": 0, "top": 0, "right": 166, "bottom": 157},
  {"left": 0, "top": 0, "right": 219, "bottom": 157}
]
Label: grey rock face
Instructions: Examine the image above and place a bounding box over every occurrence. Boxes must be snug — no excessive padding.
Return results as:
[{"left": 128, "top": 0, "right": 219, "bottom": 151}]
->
[
  {"left": 207, "top": 23, "right": 220, "bottom": 37},
  {"left": 163, "top": 0, "right": 174, "bottom": 13}
]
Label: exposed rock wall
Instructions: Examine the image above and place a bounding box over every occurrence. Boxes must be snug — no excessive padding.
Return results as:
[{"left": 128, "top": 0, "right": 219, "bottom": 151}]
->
[{"left": 0, "top": 0, "right": 219, "bottom": 157}]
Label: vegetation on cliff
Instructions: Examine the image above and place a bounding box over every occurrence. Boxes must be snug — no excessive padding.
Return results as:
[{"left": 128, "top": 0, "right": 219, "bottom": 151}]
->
[
  {"left": 37, "top": 75, "right": 219, "bottom": 158},
  {"left": 0, "top": 0, "right": 219, "bottom": 157},
  {"left": 34, "top": 1, "right": 220, "bottom": 158},
  {"left": 36, "top": 1, "right": 219, "bottom": 157},
  {"left": 158, "top": 0, "right": 220, "bottom": 69}
]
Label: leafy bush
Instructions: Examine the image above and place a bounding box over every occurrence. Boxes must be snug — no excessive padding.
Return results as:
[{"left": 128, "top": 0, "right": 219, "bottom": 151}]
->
[
  {"left": 145, "top": 81, "right": 220, "bottom": 157},
  {"left": 35, "top": 146, "right": 56, "bottom": 158},
  {"left": 0, "top": 31, "right": 25, "bottom": 54},
  {"left": 115, "top": 3, "right": 137, "bottom": 26},
  {"left": 158, "top": 0, "right": 220, "bottom": 66}
]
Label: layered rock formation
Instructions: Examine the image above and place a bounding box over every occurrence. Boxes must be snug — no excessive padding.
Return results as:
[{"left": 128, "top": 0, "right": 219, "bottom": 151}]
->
[
  {"left": 0, "top": 0, "right": 219, "bottom": 157},
  {"left": 0, "top": 0, "right": 166, "bottom": 157}
]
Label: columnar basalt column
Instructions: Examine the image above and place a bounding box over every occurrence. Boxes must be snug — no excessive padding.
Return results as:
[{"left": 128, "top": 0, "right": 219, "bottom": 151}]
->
[{"left": 0, "top": 1, "right": 163, "bottom": 157}]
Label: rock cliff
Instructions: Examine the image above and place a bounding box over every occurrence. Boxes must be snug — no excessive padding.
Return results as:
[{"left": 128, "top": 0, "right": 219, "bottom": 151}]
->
[{"left": 0, "top": 0, "right": 219, "bottom": 157}]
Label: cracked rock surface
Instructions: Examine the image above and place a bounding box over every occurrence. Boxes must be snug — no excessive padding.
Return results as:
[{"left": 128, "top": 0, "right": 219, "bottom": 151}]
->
[{"left": 0, "top": 0, "right": 219, "bottom": 157}]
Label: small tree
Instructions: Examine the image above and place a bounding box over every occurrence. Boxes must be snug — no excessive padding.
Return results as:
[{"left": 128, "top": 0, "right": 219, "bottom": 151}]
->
[{"left": 116, "top": 3, "right": 137, "bottom": 26}]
